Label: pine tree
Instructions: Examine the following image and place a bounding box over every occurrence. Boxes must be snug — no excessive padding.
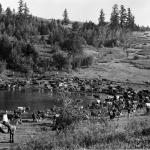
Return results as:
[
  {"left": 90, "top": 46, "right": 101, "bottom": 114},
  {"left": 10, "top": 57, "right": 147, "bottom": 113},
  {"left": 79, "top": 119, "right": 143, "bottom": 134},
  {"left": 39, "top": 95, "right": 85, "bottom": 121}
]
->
[
  {"left": 0, "top": 3, "right": 2, "bottom": 15},
  {"left": 62, "top": 9, "right": 69, "bottom": 25},
  {"left": 119, "top": 5, "right": 127, "bottom": 28},
  {"left": 98, "top": 9, "right": 105, "bottom": 26},
  {"left": 126, "top": 8, "right": 132, "bottom": 29},
  {"left": 18, "top": 0, "right": 24, "bottom": 17},
  {"left": 72, "top": 21, "right": 80, "bottom": 32},
  {"left": 130, "top": 15, "right": 135, "bottom": 30},
  {"left": 23, "top": 2, "right": 29, "bottom": 18},
  {"left": 6, "top": 24, "right": 13, "bottom": 36},
  {"left": 5, "top": 7, "right": 12, "bottom": 16},
  {"left": 63, "top": 32, "right": 82, "bottom": 56},
  {"left": 110, "top": 4, "right": 120, "bottom": 30}
]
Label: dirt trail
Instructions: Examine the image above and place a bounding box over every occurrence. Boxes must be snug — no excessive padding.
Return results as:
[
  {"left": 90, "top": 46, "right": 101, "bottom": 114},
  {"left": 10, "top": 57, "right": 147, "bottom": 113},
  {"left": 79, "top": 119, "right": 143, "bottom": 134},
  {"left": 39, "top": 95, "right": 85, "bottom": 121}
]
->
[{"left": 0, "top": 119, "right": 50, "bottom": 149}]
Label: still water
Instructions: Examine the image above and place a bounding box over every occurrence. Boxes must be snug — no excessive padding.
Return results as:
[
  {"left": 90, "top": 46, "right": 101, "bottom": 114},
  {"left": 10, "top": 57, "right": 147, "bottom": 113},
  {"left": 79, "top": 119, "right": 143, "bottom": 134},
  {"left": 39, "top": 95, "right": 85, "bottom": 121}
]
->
[{"left": 0, "top": 88, "right": 108, "bottom": 113}]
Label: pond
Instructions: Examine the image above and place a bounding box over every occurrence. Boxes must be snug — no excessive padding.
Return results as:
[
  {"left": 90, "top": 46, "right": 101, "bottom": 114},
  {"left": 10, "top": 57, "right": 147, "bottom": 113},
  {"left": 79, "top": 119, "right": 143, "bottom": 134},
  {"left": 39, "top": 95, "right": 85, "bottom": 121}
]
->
[{"left": 0, "top": 88, "right": 108, "bottom": 113}]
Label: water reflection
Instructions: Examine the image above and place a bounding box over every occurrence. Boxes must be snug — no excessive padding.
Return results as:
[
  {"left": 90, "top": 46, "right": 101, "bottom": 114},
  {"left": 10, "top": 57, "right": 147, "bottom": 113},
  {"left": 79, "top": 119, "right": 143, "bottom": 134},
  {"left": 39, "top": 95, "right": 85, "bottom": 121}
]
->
[{"left": 0, "top": 88, "right": 107, "bottom": 113}]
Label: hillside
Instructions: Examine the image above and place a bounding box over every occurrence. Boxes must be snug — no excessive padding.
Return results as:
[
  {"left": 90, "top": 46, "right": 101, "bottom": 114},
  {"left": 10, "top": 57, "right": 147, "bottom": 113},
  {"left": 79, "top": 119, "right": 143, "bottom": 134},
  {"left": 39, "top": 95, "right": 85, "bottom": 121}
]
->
[{"left": 68, "top": 31, "right": 150, "bottom": 86}]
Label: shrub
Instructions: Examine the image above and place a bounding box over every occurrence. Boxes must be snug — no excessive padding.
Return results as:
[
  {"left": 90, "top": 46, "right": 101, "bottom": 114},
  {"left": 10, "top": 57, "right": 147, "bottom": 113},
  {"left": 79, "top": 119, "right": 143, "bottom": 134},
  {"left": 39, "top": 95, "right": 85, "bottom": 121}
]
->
[
  {"left": 81, "top": 55, "right": 93, "bottom": 67},
  {"left": 52, "top": 51, "right": 68, "bottom": 70},
  {"left": 0, "top": 61, "right": 6, "bottom": 73},
  {"left": 71, "top": 55, "right": 93, "bottom": 70},
  {"left": 133, "top": 55, "right": 139, "bottom": 60},
  {"left": 71, "top": 55, "right": 82, "bottom": 70}
]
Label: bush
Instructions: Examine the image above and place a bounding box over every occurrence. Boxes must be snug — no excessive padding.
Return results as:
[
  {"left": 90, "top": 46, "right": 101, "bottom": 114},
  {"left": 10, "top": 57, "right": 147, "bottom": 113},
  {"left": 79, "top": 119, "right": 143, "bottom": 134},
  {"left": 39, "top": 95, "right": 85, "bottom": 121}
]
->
[
  {"left": 52, "top": 51, "right": 68, "bottom": 70},
  {"left": 133, "top": 55, "right": 139, "bottom": 60},
  {"left": 0, "top": 61, "right": 6, "bottom": 73},
  {"left": 81, "top": 55, "right": 93, "bottom": 67}
]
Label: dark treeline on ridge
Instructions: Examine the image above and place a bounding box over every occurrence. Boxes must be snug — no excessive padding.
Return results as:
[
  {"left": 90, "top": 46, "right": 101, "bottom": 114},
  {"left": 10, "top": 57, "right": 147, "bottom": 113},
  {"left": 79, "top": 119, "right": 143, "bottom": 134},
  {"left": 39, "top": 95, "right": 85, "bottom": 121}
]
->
[{"left": 0, "top": 0, "right": 148, "bottom": 76}]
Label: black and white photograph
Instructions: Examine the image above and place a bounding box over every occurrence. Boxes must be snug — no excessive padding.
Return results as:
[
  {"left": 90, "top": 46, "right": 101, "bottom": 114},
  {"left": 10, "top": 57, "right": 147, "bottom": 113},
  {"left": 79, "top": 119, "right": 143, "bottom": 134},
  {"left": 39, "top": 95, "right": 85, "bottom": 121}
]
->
[{"left": 0, "top": 0, "right": 150, "bottom": 149}]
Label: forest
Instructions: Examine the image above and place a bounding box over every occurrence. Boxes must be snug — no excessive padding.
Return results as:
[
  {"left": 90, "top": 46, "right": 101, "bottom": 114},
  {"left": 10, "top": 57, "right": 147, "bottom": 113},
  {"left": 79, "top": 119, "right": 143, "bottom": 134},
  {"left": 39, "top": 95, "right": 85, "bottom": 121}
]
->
[{"left": 0, "top": 0, "right": 146, "bottom": 76}]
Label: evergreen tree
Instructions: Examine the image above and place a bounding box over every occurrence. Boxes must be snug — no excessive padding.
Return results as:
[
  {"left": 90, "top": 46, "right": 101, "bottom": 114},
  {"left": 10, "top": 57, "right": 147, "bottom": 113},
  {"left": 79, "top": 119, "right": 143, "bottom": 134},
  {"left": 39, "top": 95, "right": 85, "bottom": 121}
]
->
[
  {"left": 126, "top": 8, "right": 132, "bottom": 29},
  {"left": 98, "top": 9, "right": 105, "bottom": 26},
  {"left": 63, "top": 32, "right": 83, "bottom": 56},
  {"left": 0, "top": 3, "right": 2, "bottom": 15},
  {"left": 18, "top": 0, "right": 24, "bottom": 17},
  {"left": 72, "top": 21, "right": 80, "bottom": 32},
  {"left": 119, "top": 5, "right": 127, "bottom": 28},
  {"left": 6, "top": 24, "right": 13, "bottom": 36},
  {"left": 110, "top": 4, "right": 120, "bottom": 30},
  {"left": 5, "top": 7, "right": 12, "bottom": 16},
  {"left": 49, "top": 32, "right": 54, "bottom": 45},
  {"left": 62, "top": 9, "right": 69, "bottom": 25},
  {"left": 23, "top": 2, "right": 29, "bottom": 18},
  {"left": 130, "top": 15, "right": 135, "bottom": 30}
]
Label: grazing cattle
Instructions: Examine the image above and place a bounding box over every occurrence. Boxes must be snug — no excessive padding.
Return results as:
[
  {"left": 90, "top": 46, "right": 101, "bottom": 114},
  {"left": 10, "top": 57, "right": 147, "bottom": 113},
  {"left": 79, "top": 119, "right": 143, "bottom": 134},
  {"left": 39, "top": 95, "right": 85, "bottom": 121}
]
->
[
  {"left": 107, "top": 95, "right": 114, "bottom": 100},
  {"left": 91, "top": 110, "right": 101, "bottom": 119},
  {"left": 75, "top": 99, "right": 83, "bottom": 105},
  {"left": 108, "top": 107, "right": 116, "bottom": 120},
  {"left": 106, "top": 101, "right": 113, "bottom": 106},
  {"left": 96, "top": 99, "right": 101, "bottom": 104},
  {"left": 32, "top": 111, "right": 45, "bottom": 122},
  {"left": 145, "top": 103, "right": 150, "bottom": 115},
  {"left": 16, "top": 107, "right": 30, "bottom": 113},
  {"left": 144, "top": 80, "right": 150, "bottom": 84},
  {"left": 32, "top": 113, "right": 39, "bottom": 122},
  {"left": 93, "top": 95, "right": 101, "bottom": 99}
]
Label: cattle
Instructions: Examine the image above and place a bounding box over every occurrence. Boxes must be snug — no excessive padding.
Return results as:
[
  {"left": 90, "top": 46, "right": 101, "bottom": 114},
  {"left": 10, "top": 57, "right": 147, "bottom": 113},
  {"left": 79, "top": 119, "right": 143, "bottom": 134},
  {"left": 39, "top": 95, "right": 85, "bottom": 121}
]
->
[
  {"left": 107, "top": 95, "right": 114, "bottom": 100},
  {"left": 16, "top": 107, "right": 30, "bottom": 113},
  {"left": 32, "top": 113, "right": 38, "bottom": 122},
  {"left": 32, "top": 111, "right": 46, "bottom": 122},
  {"left": 108, "top": 107, "right": 117, "bottom": 120},
  {"left": 93, "top": 95, "right": 101, "bottom": 99},
  {"left": 75, "top": 99, "right": 83, "bottom": 105},
  {"left": 145, "top": 103, "right": 150, "bottom": 115},
  {"left": 91, "top": 110, "right": 101, "bottom": 119}
]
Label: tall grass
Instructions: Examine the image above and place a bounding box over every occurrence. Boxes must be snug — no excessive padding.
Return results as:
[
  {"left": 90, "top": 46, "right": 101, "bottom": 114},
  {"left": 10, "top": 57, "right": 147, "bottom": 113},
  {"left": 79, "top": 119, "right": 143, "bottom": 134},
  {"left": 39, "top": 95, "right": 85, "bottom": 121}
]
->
[{"left": 14, "top": 119, "right": 150, "bottom": 150}]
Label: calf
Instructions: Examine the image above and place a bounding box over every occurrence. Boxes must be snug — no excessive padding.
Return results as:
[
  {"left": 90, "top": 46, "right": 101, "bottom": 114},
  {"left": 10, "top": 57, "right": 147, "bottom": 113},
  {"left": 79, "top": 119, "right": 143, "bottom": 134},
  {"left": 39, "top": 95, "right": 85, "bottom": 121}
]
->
[{"left": 145, "top": 103, "right": 150, "bottom": 115}]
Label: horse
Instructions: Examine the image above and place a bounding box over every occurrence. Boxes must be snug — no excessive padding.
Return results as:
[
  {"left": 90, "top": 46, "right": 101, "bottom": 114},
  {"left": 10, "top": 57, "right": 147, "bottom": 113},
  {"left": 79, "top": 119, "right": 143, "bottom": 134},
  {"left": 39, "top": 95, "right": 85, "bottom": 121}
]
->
[{"left": 0, "top": 118, "right": 22, "bottom": 143}]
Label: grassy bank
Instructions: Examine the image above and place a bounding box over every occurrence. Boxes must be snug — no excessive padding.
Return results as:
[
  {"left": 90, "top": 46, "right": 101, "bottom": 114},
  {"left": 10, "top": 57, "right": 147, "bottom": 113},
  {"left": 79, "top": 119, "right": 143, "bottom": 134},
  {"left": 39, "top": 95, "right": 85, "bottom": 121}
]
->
[{"left": 13, "top": 117, "right": 150, "bottom": 150}]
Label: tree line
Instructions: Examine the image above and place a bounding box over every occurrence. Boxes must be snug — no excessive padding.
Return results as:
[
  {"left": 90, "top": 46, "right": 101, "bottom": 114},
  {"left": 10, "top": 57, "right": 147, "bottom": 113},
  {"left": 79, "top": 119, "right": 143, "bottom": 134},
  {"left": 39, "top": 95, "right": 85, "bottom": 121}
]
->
[{"left": 0, "top": 0, "right": 145, "bottom": 75}]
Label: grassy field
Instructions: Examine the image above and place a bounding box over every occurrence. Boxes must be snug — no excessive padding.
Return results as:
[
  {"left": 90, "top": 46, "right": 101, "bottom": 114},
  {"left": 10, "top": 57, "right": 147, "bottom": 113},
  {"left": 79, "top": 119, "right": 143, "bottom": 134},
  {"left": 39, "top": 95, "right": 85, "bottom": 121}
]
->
[
  {"left": 8, "top": 111, "right": 150, "bottom": 150},
  {"left": 69, "top": 31, "right": 150, "bottom": 85}
]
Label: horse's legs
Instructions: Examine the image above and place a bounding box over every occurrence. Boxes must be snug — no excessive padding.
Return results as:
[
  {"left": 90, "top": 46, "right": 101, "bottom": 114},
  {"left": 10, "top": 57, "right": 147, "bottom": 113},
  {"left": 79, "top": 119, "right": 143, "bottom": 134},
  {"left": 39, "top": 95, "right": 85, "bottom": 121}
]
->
[
  {"left": 10, "top": 133, "right": 12, "bottom": 143},
  {"left": 12, "top": 134, "right": 14, "bottom": 143},
  {"left": 9, "top": 133, "right": 11, "bottom": 143}
]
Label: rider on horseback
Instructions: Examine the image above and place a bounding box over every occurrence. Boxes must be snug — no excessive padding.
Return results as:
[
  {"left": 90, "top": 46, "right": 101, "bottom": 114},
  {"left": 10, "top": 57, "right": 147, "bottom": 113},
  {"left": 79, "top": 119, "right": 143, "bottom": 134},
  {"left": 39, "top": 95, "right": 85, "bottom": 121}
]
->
[{"left": 2, "top": 110, "right": 10, "bottom": 133}]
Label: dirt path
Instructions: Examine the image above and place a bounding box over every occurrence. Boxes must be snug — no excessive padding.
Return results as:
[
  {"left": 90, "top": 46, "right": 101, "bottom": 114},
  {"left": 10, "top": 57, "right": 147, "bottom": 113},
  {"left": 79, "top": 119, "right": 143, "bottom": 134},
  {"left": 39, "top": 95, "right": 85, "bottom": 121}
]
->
[{"left": 0, "top": 119, "right": 51, "bottom": 149}]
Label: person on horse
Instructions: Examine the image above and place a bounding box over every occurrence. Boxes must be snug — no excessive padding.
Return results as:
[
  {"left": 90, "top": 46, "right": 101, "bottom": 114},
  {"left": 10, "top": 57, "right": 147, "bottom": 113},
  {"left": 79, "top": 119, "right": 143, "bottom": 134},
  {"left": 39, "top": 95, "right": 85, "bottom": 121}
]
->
[{"left": 2, "top": 110, "right": 10, "bottom": 133}]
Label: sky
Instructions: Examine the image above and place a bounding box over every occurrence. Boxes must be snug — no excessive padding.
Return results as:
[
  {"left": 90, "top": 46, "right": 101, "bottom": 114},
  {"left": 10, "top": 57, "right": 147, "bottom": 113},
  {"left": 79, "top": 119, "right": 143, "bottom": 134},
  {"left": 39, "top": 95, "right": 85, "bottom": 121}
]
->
[{"left": 1, "top": 0, "right": 150, "bottom": 27}]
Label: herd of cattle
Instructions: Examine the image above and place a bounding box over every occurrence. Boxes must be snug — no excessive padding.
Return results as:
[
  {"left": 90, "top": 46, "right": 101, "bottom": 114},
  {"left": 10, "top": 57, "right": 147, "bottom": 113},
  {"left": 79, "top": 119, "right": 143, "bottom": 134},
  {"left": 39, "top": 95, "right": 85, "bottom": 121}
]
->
[
  {"left": 9, "top": 87, "right": 150, "bottom": 127},
  {"left": 2, "top": 76, "right": 150, "bottom": 130}
]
